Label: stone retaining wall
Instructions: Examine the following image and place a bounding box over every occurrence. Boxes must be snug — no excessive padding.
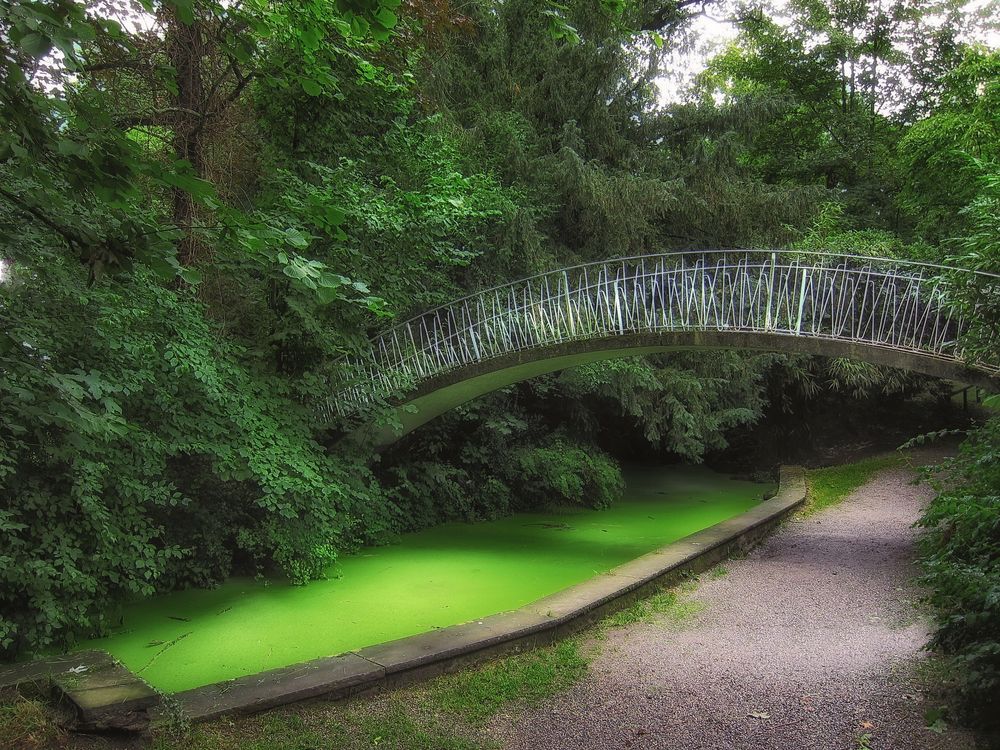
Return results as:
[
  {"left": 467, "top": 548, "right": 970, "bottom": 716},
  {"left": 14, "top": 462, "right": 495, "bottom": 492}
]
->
[{"left": 173, "top": 465, "right": 807, "bottom": 722}]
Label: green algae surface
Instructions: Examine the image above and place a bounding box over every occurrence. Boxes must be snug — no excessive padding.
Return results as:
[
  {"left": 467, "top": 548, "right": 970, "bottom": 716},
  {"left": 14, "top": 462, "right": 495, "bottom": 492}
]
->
[{"left": 77, "top": 465, "right": 771, "bottom": 693}]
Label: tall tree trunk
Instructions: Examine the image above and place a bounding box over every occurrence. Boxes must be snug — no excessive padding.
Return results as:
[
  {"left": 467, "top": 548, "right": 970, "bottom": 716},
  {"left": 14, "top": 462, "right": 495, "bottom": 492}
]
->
[
  {"left": 840, "top": 60, "right": 848, "bottom": 113},
  {"left": 165, "top": 8, "right": 207, "bottom": 267}
]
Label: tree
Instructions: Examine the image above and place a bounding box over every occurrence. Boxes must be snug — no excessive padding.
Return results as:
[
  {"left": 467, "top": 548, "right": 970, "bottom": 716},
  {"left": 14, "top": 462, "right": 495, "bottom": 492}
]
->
[
  {"left": 691, "top": 0, "right": 973, "bottom": 228},
  {"left": 896, "top": 47, "right": 1000, "bottom": 242},
  {"left": 1, "top": 0, "right": 401, "bottom": 273}
]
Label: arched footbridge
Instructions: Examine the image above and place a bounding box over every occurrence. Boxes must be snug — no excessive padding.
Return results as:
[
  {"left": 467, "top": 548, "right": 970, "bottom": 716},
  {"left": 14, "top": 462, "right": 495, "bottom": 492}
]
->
[{"left": 324, "top": 251, "right": 1000, "bottom": 446}]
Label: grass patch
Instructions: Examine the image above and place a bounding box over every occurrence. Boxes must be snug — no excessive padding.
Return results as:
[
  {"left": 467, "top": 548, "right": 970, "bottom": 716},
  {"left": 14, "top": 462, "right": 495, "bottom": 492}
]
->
[
  {"left": 49, "top": 640, "right": 593, "bottom": 750},
  {"left": 354, "top": 701, "right": 480, "bottom": 750},
  {"left": 710, "top": 564, "right": 729, "bottom": 579},
  {"left": 148, "top": 700, "right": 475, "bottom": 750},
  {"left": 430, "top": 639, "right": 588, "bottom": 725},
  {"left": 600, "top": 588, "right": 703, "bottom": 630},
  {"left": 0, "top": 695, "right": 64, "bottom": 750},
  {"left": 906, "top": 653, "right": 964, "bottom": 699},
  {"left": 803, "top": 454, "right": 903, "bottom": 516},
  {"left": 221, "top": 713, "right": 335, "bottom": 750}
]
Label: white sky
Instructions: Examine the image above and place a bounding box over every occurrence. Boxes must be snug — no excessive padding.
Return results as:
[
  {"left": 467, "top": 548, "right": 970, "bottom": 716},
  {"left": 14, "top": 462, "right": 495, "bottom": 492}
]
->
[{"left": 656, "top": 13, "right": 738, "bottom": 104}]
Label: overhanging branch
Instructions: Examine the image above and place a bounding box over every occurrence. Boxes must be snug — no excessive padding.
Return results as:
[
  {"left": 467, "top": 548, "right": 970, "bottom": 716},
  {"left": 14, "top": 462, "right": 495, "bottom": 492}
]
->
[{"left": 640, "top": 0, "right": 713, "bottom": 32}]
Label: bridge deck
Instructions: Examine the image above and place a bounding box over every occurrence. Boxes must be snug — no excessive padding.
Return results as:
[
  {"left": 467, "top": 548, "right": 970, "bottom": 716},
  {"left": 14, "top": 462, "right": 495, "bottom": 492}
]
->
[{"left": 324, "top": 251, "right": 999, "bottom": 443}]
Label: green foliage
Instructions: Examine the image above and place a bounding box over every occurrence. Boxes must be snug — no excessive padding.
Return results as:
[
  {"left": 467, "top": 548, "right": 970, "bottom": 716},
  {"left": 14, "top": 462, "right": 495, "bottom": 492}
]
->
[
  {"left": 2, "top": 0, "right": 997, "bottom": 693},
  {"left": 422, "top": 0, "right": 697, "bottom": 266},
  {"left": 382, "top": 434, "right": 622, "bottom": 526},
  {"left": 945, "top": 166, "right": 1000, "bottom": 363},
  {"left": 0, "top": 0, "right": 404, "bottom": 295},
  {"left": 512, "top": 441, "right": 624, "bottom": 510},
  {"left": 766, "top": 200, "right": 942, "bottom": 403},
  {"left": 253, "top": 125, "right": 518, "bottom": 317},
  {"left": 692, "top": 0, "right": 975, "bottom": 231},
  {"left": 558, "top": 353, "right": 769, "bottom": 459},
  {"left": 694, "top": 18, "right": 871, "bottom": 222},
  {"left": 383, "top": 461, "right": 506, "bottom": 525},
  {"left": 791, "top": 202, "right": 921, "bottom": 258},
  {"left": 918, "top": 417, "right": 1000, "bottom": 725},
  {"left": 0, "top": 240, "right": 390, "bottom": 655},
  {"left": 896, "top": 48, "right": 1000, "bottom": 241},
  {"left": 0, "top": 0, "right": 181, "bottom": 277}
]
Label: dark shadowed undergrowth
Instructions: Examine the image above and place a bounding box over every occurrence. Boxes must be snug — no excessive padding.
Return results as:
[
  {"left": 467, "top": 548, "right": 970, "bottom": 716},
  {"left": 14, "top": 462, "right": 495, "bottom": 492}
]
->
[{"left": 917, "top": 417, "right": 1000, "bottom": 730}]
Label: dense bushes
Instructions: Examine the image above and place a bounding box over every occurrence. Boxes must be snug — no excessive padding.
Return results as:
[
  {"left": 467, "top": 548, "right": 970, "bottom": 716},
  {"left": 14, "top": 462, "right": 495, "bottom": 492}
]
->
[
  {"left": 911, "top": 63, "right": 1000, "bottom": 724},
  {"left": 0, "top": 0, "right": 523, "bottom": 659},
  {"left": 380, "top": 438, "right": 624, "bottom": 530},
  {"left": 511, "top": 442, "right": 624, "bottom": 510},
  {"left": 0, "top": 118, "right": 523, "bottom": 660},
  {"left": 0, "top": 246, "right": 391, "bottom": 656},
  {"left": 918, "top": 417, "right": 1000, "bottom": 724}
]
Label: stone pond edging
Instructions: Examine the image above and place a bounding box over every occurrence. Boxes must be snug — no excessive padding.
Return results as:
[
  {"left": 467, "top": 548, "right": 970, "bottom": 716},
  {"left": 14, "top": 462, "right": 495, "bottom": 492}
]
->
[
  {"left": 0, "top": 466, "right": 806, "bottom": 728},
  {"left": 172, "top": 465, "right": 807, "bottom": 722}
]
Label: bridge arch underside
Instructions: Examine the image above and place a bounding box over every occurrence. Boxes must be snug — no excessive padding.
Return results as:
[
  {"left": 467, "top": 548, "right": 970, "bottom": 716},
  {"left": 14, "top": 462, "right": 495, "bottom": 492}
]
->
[{"left": 354, "top": 331, "right": 1000, "bottom": 448}]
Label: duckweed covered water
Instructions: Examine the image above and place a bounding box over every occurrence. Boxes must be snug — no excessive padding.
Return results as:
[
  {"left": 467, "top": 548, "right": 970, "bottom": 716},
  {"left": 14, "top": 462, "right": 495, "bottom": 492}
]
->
[{"left": 77, "top": 465, "right": 772, "bottom": 693}]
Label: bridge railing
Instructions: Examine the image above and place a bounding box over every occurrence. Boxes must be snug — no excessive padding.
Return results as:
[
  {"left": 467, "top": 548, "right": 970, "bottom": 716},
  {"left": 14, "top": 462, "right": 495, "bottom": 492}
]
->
[{"left": 323, "top": 251, "right": 1000, "bottom": 421}]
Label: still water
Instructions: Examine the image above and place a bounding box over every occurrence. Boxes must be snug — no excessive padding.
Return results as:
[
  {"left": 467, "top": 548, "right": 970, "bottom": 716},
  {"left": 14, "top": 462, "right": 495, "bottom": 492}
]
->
[{"left": 77, "top": 465, "right": 772, "bottom": 693}]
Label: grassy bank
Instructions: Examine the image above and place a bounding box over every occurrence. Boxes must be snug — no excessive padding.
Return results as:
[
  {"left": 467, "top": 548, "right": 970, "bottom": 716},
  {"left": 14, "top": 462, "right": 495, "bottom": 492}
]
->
[{"left": 803, "top": 454, "right": 904, "bottom": 516}]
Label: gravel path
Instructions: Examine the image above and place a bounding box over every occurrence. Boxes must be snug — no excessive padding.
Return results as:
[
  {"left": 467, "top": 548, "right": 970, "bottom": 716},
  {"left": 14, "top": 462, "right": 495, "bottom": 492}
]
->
[{"left": 489, "top": 457, "right": 974, "bottom": 750}]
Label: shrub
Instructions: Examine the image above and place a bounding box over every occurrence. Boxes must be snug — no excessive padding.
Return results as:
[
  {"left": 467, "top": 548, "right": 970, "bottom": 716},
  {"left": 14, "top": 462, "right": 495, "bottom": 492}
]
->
[
  {"left": 917, "top": 416, "right": 1000, "bottom": 725},
  {"left": 510, "top": 441, "right": 624, "bottom": 510},
  {"left": 0, "top": 252, "right": 384, "bottom": 657}
]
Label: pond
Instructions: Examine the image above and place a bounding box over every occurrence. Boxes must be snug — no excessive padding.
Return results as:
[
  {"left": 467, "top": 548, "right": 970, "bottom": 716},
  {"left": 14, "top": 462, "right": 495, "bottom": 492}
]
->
[{"left": 76, "top": 465, "right": 773, "bottom": 693}]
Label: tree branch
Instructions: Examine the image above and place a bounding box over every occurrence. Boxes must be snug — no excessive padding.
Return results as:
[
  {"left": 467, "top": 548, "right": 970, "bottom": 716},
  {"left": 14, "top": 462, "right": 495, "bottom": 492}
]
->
[
  {"left": 640, "top": 0, "right": 712, "bottom": 32},
  {"left": 0, "top": 185, "right": 88, "bottom": 251},
  {"left": 190, "top": 64, "right": 255, "bottom": 138},
  {"left": 82, "top": 59, "right": 143, "bottom": 72},
  {"left": 114, "top": 107, "right": 204, "bottom": 129}
]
